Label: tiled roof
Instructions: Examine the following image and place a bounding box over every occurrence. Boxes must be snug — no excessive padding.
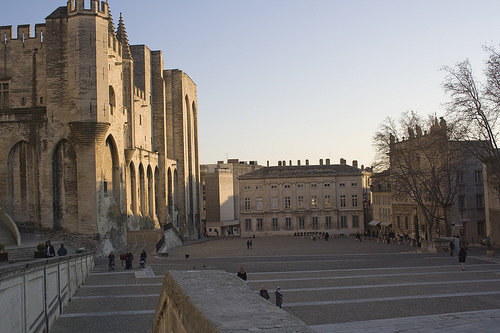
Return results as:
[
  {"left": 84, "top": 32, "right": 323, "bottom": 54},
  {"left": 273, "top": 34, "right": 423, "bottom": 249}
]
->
[{"left": 239, "top": 165, "right": 362, "bottom": 179}]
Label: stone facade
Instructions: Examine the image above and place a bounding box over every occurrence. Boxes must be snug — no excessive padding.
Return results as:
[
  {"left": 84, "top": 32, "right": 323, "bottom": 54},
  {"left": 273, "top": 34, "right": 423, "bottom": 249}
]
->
[
  {"left": 201, "top": 160, "right": 261, "bottom": 236},
  {"left": 0, "top": 0, "right": 200, "bottom": 248},
  {"left": 238, "top": 159, "right": 364, "bottom": 237}
]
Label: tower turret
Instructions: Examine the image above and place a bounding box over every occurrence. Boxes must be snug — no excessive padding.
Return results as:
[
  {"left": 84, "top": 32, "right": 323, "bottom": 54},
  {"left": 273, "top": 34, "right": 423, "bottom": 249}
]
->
[{"left": 116, "top": 13, "right": 133, "bottom": 60}]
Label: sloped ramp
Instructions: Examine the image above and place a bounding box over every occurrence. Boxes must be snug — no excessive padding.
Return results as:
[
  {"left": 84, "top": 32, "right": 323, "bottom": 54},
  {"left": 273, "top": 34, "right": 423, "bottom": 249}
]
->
[{"left": 0, "top": 208, "right": 21, "bottom": 246}]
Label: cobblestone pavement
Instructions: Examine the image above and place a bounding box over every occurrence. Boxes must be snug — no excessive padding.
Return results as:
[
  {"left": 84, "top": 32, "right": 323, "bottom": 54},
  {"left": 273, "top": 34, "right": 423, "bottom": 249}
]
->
[{"left": 50, "top": 234, "right": 500, "bottom": 332}]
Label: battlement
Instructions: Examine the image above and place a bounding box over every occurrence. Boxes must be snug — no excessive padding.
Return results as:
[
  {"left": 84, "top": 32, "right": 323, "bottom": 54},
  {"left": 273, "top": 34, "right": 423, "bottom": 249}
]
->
[
  {"left": 67, "top": 0, "right": 109, "bottom": 17},
  {"left": 134, "top": 87, "right": 146, "bottom": 102},
  {"left": 0, "top": 24, "right": 46, "bottom": 44}
]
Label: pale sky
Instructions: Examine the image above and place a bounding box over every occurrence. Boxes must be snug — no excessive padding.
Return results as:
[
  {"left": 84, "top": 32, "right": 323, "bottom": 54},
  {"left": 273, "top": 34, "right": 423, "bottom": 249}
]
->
[{"left": 2, "top": 0, "right": 500, "bottom": 167}]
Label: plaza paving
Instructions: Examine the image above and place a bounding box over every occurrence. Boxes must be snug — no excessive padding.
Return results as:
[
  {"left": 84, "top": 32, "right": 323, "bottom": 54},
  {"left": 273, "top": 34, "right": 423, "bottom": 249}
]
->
[{"left": 50, "top": 233, "right": 500, "bottom": 332}]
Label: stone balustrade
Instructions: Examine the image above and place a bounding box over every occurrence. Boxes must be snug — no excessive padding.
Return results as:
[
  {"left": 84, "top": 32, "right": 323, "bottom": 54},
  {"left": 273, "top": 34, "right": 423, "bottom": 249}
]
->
[{"left": 0, "top": 253, "right": 94, "bottom": 333}]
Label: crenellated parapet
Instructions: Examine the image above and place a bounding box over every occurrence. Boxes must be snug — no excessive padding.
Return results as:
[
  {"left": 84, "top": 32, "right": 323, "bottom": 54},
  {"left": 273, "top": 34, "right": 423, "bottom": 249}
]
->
[
  {"left": 67, "top": 0, "right": 109, "bottom": 17},
  {"left": 0, "top": 24, "right": 46, "bottom": 46}
]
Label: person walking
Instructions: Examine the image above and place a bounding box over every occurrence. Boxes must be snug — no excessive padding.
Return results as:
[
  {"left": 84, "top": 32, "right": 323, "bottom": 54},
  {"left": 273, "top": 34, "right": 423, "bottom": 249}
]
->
[
  {"left": 237, "top": 267, "right": 247, "bottom": 281},
  {"left": 449, "top": 240, "right": 455, "bottom": 256},
  {"left": 259, "top": 286, "right": 270, "bottom": 300},
  {"left": 275, "top": 287, "right": 283, "bottom": 308},
  {"left": 458, "top": 247, "right": 467, "bottom": 270},
  {"left": 57, "top": 243, "right": 68, "bottom": 256}
]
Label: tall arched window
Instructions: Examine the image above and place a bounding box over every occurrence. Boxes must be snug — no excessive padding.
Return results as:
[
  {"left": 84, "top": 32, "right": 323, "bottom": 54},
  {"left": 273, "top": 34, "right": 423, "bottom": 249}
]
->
[{"left": 109, "top": 85, "right": 116, "bottom": 115}]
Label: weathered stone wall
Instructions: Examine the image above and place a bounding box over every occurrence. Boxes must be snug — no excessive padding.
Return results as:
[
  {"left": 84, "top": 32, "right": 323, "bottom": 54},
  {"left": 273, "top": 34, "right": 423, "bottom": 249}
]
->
[
  {"left": 151, "top": 270, "right": 314, "bottom": 333},
  {"left": 0, "top": 0, "right": 199, "bottom": 248}
]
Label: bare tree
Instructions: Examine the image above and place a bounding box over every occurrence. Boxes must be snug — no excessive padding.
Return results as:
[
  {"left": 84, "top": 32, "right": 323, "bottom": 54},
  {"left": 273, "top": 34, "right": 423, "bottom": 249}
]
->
[
  {"left": 373, "top": 112, "right": 464, "bottom": 241},
  {"left": 441, "top": 47, "right": 500, "bottom": 180}
]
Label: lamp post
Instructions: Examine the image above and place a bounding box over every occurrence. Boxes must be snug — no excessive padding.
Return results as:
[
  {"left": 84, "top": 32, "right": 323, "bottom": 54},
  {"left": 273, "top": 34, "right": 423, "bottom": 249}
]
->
[{"left": 414, "top": 206, "right": 420, "bottom": 247}]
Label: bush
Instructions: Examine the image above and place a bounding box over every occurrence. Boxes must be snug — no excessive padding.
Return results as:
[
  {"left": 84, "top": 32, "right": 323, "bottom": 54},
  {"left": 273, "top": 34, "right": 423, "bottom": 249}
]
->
[
  {"left": 0, "top": 244, "right": 5, "bottom": 253},
  {"left": 36, "top": 243, "right": 46, "bottom": 252}
]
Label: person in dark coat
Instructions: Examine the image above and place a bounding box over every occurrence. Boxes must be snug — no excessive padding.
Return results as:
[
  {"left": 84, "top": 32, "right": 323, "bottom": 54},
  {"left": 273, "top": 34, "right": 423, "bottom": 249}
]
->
[
  {"left": 237, "top": 267, "right": 247, "bottom": 281},
  {"left": 57, "top": 244, "right": 68, "bottom": 256},
  {"left": 125, "top": 251, "right": 133, "bottom": 269},
  {"left": 449, "top": 240, "right": 455, "bottom": 256},
  {"left": 259, "top": 286, "right": 270, "bottom": 300},
  {"left": 458, "top": 247, "right": 467, "bottom": 270},
  {"left": 275, "top": 287, "right": 283, "bottom": 308}
]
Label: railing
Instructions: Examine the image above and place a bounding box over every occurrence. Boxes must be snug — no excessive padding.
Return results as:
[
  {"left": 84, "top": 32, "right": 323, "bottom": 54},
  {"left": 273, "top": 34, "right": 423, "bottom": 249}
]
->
[{"left": 0, "top": 252, "right": 94, "bottom": 333}]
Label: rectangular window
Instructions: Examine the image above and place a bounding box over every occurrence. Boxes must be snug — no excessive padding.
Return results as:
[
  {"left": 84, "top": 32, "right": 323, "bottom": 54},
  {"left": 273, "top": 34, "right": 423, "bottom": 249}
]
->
[
  {"left": 397, "top": 216, "right": 401, "bottom": 229},
  {"left": 476, "top": 194, "right": 484, "bottom": 209},
  {"left": 340, "top": 195, "right": 346, "bottom": 207},
  {"left": 256, "top": 218, "right": 263, "bottom": 230},
  {"left": 352, "top": 215, "right": 359, "bottom": 228},
  {"left": 244, "top": 186, "right": 250, "bottom": 190},
  {"left": 312, "top": 217, "right": 319, "bottom": 229},
  {"left": 271, "top": 197, "right": 278, "bottom": 210},
  {"left": 311, "top": 196, "right": 318, "bottom": 208},
  {"left": 324, "top": 195, "right": 331, "bottom": 208},
  {"left": 339, "top": 183, "right": 345, "bottom": 187},
  {"left": 244, "top": 198, "right": 251, "bottom": 210},
  {"left": 324, "top": 183, "right": 331, "bottom": 187},
  {"left": 405, "top": 216, "right": 409, "bottom": 230},
  {"left": 245, "top": 219, "right": 252, "bottom": 231},
  {"left": 325, "top": 216, "right": 332, "bottom": 228},
  {"left": 458, "top": 195, "right": 465, "bottom": 211},
  {"left": 297, "top": 183, "right": 304, "bottom": 188},
  {"left": 272, "top": 218, "right": 279, "bottom": 230},
  {"left": 0, "top": 82, "right": 9, "bottom": 108},
  {"left": 351, "top": 182, "right": 357, "bottom": 187},
  {"left": 284, "top": 196, "right": 291, "bottom": 209},
  {"left": 271, "top": 184, "right": 277, "bottom": 189},
  {"left": 285, "top": 217, "right": 293, "bottom": 230},
  {"left": 255, "top": 185, "right": 262, "bottom": 190},
  {"left": 352, "top": 195, "right": 358, "bottom": 207},
  {"left": 256, "top": 198, "right": 263, "bottom": 210},
  {"left": 284, "top": 184, "right": 291, "bottom": 189},
  {"left": 478, "top": 220, "right": 486, "bottom": 236},
  {"left": 475, "top": 171, "right": 482, "bottom": 184},
  {"left": 297, "top": 196, "right": 304, "bottom": 209},
  {"left": 298, "top": 217, "right": 305, "bottom": 229},
  {"left": 457, "top": 171, "right": 464, "bottom": 184},
  {"left": 340, "top": 216, "right": 348, "bottom": 228},
  {"left": 311, "top": 183, "right": 317, "bottom": 188}
]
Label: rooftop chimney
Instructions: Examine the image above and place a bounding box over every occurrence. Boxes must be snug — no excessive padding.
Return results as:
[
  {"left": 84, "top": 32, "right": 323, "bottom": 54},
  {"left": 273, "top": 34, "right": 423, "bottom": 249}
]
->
[
  {"left": 267, "top": 160, "right": 270, "bottom": 167},
  {"left": 278, "top": 161, "right": 282, "bottom": 166},
  {"left": 289, "top": 160, "right": 292, "bottom": 166},
  {"left": 297, "top": 160, "right": 301, "bottom": 166},
  {"left": 326, "top": 158, "right": 330, "bottom": 165},
  {"left": 306, "top": 159, "right": 309, "bottom": 166},
  {"left": 319, "top": 159, "right": 323, "bottom": 165},
  {"left": 352, "top": 160, "right": 358, "bottom": 168},
  {"left": 340, "top": 158, "right": 346, "bottom": 165}
]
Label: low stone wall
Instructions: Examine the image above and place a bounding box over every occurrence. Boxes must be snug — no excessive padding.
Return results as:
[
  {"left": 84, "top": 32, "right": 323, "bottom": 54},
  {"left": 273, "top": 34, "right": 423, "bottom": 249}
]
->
[
  {"left": 152, "top": 270, "right": 314, "bottom": 333},
  {"left": 0, "top": 253, "right": 94, "bottom": 333}
]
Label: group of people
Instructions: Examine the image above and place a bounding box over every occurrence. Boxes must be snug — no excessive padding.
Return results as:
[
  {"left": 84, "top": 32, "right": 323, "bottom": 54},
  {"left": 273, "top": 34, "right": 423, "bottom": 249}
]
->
[
  {"left": 44, "top": 240, "right": 67, "bottom": 257},
  {"left": 259, "top": 285, "right": 283, "bottom": 308},
  {"left": 109, "top": 250, "right": 147, "bottom": 270},
  {"left": 237, "top": 267, "right": 284, "bottom": 308}
]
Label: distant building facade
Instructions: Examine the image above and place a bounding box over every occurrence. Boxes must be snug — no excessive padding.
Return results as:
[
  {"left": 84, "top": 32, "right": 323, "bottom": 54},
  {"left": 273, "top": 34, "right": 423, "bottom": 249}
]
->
[
  {"left": 369, "top": 170, "right": 392, "bottom": 235},
  {"left": 201, "top": 159, "right": 261, "bottom": 236},
  {"left": 388, "top": 119, "right": 486, "bottom": 244},
  {"left": 0, "top": 0, "right": 200, "bottom": 248},
  {"left": 238, "top": 159, "right": 364, "bottom": 237}
]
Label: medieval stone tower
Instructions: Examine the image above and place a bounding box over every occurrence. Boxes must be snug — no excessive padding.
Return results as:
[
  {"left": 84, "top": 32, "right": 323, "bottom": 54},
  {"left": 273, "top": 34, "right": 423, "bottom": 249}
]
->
[{"left": 0, "top": 0, "right": 201, "bottom": 248}]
